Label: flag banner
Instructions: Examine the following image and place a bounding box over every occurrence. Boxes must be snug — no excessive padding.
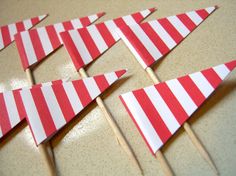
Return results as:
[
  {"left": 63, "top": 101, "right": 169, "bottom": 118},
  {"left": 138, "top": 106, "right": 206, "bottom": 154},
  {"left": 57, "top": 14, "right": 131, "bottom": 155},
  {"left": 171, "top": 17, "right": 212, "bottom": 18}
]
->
[
  {"left": 0, "top": 80, "right": 64, "bottom": 139},
  {"left": 120, "top": 60, "right": 236, "bottom": 154},
  {"left": 60, "top": 8, "right": 156, "bottom": 70},
  {"left": 0, "top": 15, "right": 47, "bottom": 51},
  {"left": 20, "top": 70, "right": 126, "bottom": 145},
  {"left": 14, "top": 12, "right": 105, "bottom": 70},
  {"left": 117, "top": 6, "right": 217, "bottom": 69}
]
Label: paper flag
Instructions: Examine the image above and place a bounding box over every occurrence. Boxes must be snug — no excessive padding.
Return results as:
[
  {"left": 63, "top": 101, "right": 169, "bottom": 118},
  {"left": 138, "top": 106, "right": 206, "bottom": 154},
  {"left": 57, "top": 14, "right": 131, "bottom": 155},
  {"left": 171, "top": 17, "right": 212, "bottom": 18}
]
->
[
  {"left": 20, "top": 70, "right": 126, "bottom": 145},
  {"left": 117, "top": 6, "right": 217, "bottom": 69},
  {"left": 120, "top": 60, "right": 236, "bottom": 154},
  {"left": 60, "top": 8, "right": 156, "bottom": 70},
  {"left": 14, "top": 12, "right": 105, "bottom": 70},
  {"left": 0, "top": 15, "right": 47, "bottom": 51},
  {"left": 0, "top": 80, "right": 64, "bottom": 139}
]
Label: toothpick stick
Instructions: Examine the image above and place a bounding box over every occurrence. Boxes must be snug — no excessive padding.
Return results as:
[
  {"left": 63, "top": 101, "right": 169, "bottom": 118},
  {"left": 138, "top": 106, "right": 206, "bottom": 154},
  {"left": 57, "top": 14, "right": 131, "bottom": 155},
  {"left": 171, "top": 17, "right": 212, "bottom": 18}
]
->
[
  {"left": 156, "top": 151, "right": 173, "bottom": 176},
  {"left": 25, "top": 68, "right": 57, "bottom": 176},
  {"left": 78, "top": 68, "right": 144, "bottom": 175},
  {"left": 145, "top": 67, "right": 218, "bottom": 175}
]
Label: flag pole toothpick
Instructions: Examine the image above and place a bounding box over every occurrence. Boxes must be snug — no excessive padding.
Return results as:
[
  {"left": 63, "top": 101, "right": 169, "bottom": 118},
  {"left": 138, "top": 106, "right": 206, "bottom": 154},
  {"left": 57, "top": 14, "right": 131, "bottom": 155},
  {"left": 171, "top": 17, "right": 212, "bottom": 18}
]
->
[
  {"left": 78, "top": 68, "right": 144, "bottom": 175},
  {"left": 145, "top": 67, "right": 218, "bottom": 175},
  {"left": 25, "top": 68, "right": 57, "bottom": 176}
]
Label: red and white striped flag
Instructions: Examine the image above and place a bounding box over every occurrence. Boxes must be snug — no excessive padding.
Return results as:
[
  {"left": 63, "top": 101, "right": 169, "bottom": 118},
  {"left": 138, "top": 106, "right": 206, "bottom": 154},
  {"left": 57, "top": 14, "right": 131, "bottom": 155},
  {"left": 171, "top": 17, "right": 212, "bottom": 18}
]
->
[
  {"left": 0, "top": 80, "right": 64, "bottom": 139},
  {"left": 0, "top": 15, "right": 47, "bottom": 51},
  {"left": 20, "top": 70, "right": 126, "bottom": 145},
  {"left": 14, "top": 12, "right": 105, "bottom": 70},
  {"left": 117, "top": 6, "right": 217, "bottom": 69},
  {"left": 59, "top": 8, "right": 156, "bottom": 70},
  {"left": 120, "top": 60, "right": 236, "bottom": 154}
]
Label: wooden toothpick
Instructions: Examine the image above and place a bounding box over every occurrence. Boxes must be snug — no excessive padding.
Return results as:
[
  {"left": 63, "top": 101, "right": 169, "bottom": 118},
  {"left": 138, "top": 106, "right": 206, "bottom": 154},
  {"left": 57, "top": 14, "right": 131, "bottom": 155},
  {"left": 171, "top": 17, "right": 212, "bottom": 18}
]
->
[
  {"left": 78, "top": 68, "right": 144, "bottom": 175},
  {"left": 25, "top": 68, "right": 57, "bottom": 176},
  {"left": 145, "top": 67, "right": 218, "bottom": 175}
]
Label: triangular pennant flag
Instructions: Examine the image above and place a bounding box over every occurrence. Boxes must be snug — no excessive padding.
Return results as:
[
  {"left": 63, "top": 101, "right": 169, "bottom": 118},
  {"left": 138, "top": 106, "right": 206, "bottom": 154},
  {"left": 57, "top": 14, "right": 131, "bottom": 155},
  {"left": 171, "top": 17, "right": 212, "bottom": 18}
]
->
[
  {"left": 14, "top": 12, "right": 105, "bottom": 70},
  {"left": 60, "top": 8, "right": 156, "bottom": 70},
  {"left": 0, "top": 14, "right": 47, "bottom": 51},
  {"left": 120, "top": 60, "right": 236, "bottom": 154},
  {"left": 20, "top": 70, "right": 126, "bottom": 145},
  {"left": 0, "top": 80, "right": 65, "bottom": 139},
  {"left": 117, "top": 6, "right": 217, "bottom": 69}
]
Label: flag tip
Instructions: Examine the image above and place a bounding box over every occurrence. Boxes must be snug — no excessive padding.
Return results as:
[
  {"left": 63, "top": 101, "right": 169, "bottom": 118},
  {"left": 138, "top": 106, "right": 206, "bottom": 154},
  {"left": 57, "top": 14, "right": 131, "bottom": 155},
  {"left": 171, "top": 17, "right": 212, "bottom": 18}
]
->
[
  {"left": 39, "top": 14, "right": 49, "bottom": 20},
  {"left": 225, "top": 59, "right": 236, "bottom": 71},
  {"left": 149, "top": 7, "right": 156, "bottom": 12},
  {"left": 97, "top": 12, "right": 106, "bottom": 18},
  {"left": 115, "top": 69, "right": 127, "bottom": 78}
]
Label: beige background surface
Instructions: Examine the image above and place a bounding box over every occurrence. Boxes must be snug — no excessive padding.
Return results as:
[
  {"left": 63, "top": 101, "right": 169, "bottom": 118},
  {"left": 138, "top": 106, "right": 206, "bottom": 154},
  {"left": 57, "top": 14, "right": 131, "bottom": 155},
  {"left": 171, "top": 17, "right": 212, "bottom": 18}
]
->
[{"left": 0, "top": 0, "right": 236, "bottom": 175}]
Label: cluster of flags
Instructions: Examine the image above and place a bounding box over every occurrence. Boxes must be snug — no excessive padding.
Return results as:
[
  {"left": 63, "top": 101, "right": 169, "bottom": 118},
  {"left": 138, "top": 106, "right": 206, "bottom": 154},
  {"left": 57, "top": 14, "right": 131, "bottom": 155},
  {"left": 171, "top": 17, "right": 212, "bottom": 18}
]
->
[{"left": 1, "top": 5, "right": 235, "bottom": 175}]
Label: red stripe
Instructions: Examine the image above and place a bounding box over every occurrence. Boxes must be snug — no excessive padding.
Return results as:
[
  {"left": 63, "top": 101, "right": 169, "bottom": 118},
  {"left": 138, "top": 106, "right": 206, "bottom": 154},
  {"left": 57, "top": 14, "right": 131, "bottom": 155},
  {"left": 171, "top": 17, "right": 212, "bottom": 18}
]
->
[
  {"left": 93, "top": 75, "right": 110, "bottom": 92},
  {"left": 62, "top": 21, "right": 74, "bottom": 30},
  {"left": 30, "top": 87, "right": 56, "bottom": 137},
  {"left": 1, "top": 26, "right": 11, "bottom": 46},
  {"left": 72, "top": 80, "right": 92, "bottom": 107},
  {"left": 131, "top": 12, "right": 143, "bottom": 23},
  {"left": 158, "top": 18, "right": 183, "bottom": 43},
  {"left": 225, "top": 60, "right": 236, "bottom": 71},
  {"left": 201, "top": 68, "right": 222, "bottom": 89},
  {"left": 114, "top": 18, "right": 127, "bottom": 28},
  {"left": 14, "top": 33, "right": 30, "bottom": 70},
  {"left": 96, "top": 23, "right": 116, "bottom": 47},
  {"left": 115, "top": 69, "right": 126, "bottom": 78},
  {"left": 178, "top": 76, "right": 205, "bottom": 106},
  {"left": 119, "top": 95, "right": 156, "bottom": 155},
  {"left": 31, "top": 17, "right": 40, "bottom": 26},
  {"left": 155, "top": 83, "right": 188, "bottom": 125},
  {"left": 142, "top": 23, "right": 169, "bottom": 55},
  {"left": 15, "top": 22, "right": 25, "bottom": 32},
  {"left": 45, "top": 26, "right": 61, "bottom": 49},
  {"left": 196, "top": 9, "right": 209, "bottom": 20},
  {"left": 52, "top": 84, "right": 75, "bottom": 122},
  {"left": 177, "top": 13, "right": 196, "bottom": 31},
  {"left": 133, "top": 89, "right": 171, "bottom": 143},
  {"left": 80, "top": 17, "right": 90, "bottom": 26},
  {"left": 0, "top": 93, "right": 12, "bottom": 135},
  {"left": 121, "top": 26, "right": 155, "bottom": 67},
  {"left": 29, "top": 30, "right": 46, "bottom": 60},
  {"left": 60, "top": 31, "right": 84, "bottom": 70},
  {"left": 13, "top": 90, "right": 26, "bottom": 120},
  {"left": 78, "top": 28, "right": 100, "bottom": 59}
]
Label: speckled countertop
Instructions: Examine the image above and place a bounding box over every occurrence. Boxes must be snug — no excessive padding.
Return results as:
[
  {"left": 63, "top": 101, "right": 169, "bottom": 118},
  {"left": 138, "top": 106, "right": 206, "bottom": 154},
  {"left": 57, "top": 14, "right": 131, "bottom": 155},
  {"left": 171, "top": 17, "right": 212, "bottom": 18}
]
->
[{"left": 0, "top": 0, "right": 236, "bottom": 176}]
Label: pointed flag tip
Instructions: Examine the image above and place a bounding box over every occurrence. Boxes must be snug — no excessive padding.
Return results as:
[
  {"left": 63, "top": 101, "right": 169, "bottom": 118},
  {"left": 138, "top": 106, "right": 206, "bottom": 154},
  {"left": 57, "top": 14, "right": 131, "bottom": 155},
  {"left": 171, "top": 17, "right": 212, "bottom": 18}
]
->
[
  {"left": 115, "top": 69, "right": 127, "bottom": 78},
  {"left": 225, "top": 60, "right": 236, "bottom": 71},
  {"left": 39, "top": 14, "right": 48, "bottom": 20},
  {"left": 149, "top": 7, "right": 156, "bottom": 12},
  {"left": 97, "top": 12, "right": 106, "bottom": 18}
]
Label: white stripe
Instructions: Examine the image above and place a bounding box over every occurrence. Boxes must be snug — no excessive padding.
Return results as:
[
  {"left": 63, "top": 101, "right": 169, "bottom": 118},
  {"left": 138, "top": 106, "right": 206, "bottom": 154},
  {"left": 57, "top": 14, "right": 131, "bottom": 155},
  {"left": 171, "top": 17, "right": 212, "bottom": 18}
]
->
[
  {"left": 62, "top": 82, "right": 83, "bottom": 114},
  {"left": 20, "top": 31, "right": 38, "bottom": 65},
  {"left": 37, "top": 27, "right": 53, "bottom": 55},
  {"left": 206, "top": 7, "right": 215, "bottom": 14},
  {"left": 104, "top": 20, "right": 120, "bottom": 41},
  {"left": 83, "top": 77, "right": 101, "bottom": 99},
  {"left": 213, "top": 64, "right": 230, "bottom": 80},
  {"left": 140, "top": 9, "right": 151, "bottom": 18},
  {"left": 122, "top": 15, "right": 137, "bottom": 25},
  {"left": 104, "top": 72, "right": 118, "bottom": 85},
  {"left": 23, "top": 19, "right": 33, "bottom": 30},
  {"left": 69, "top": 30, "right": 92, "bottom": 64},
  {"left": 39, "top": 15, "right": 47, "bottom": 21},
  {"left": 186, "top": 11, "right": 203, "bottom": 25},
  {"left": 41, "top": 86, "right": 66, "bottom": 129},
  {"left": 8, "top": 23, "right": 17, "bottom": 41},
  {"left": 117, "top": 28, "right": 147, "bottom": 69},
  {"left": 129, "top": 25, "right": 163, "bottom": 60},
  {"left": 189, "top": 72, "right": 214, "bottom": 98},
  {"left": 87, "top": 25, "right": 108, "bottom": 53},
  {"left": 122, "top": 92, "right": 163, "bottom": 153},
  {"left": 144, "top": 86, "right": 180, "bottom": 134},
  {"left": 0, "top": 126, "right": 3, "bottom": 138},
  {"left": 20, "top": 89, "right": 47, "bottom": 144},
  {"left": 88, "top": 15, "right": 98, "bottom": 22},
  {"left": 148, "top": 20, "right": 176, "bottom": 49},
  {"left": 167, "top": 16, "right": 190, "bottom": 37},
  {"left": 54, "top": 23, "right": 65, "bottom": 43},
  {"left": 166, "top": 79, "right": 197, "bottom": 116},
  {"left": 71, "top": 19, "right": 83, "bottom": 29},
  {"left": 0, "top": 30, "right": 4, "bottom": 49},
  {"left": 3, "top": 91, "right": 21, "bottom": 127}
]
